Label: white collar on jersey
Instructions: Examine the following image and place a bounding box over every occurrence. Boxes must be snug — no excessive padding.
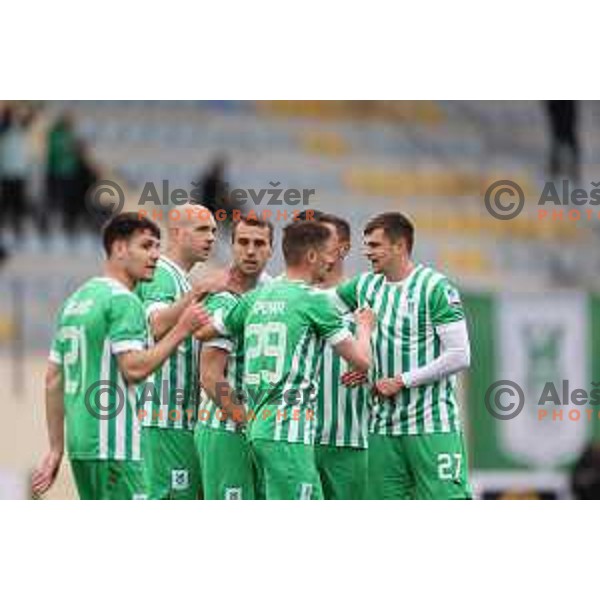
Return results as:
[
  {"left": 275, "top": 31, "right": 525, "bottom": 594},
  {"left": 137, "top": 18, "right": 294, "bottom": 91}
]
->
[
  {"left": 160, "top": 255, "right": 189, "bottom": 279},
  {"left": 95, "top": 276, "right": 132, "bottom": 293},
  {"left": 385, "top": 264, "right": 422, "bottom": 286}
]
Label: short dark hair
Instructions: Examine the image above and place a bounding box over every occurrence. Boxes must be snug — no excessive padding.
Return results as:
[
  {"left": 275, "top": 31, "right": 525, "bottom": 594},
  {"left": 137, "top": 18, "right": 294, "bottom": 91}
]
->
[
  {"left": 102, "top": 212, "right": 161, "bottom": 256},
  {"left": 231, "top": 215, "right": 274, "bottom": 246},
  {"left": 282, "top": 221, "right": 331, "bottom": 266},
  {"left": 364, "top": 212, "right": 414, "bottom": 254},
  {"left": 296, "top": 210, "right": 350, "bottom": 243},
  {"left": 319, "top": 213, "right": 351, "bottom": 243}
]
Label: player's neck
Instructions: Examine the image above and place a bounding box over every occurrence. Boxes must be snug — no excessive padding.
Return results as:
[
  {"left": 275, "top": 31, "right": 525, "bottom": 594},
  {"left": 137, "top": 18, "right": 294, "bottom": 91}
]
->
[
  {"left": 285, "top": 266, "right": 312, "bottom": 285},
  {"left": 103, "top": 263, "right": 135, "bottom": 290},
  {"left": 229, "top": 265, "right": 260, "bottom": 293},
  {"left": 385, "top": 259, "right": 415, "bottom": 282},
  {"left": 322, "top": 263, "right": 345, "bottom": 287},
  {"left": 164, "top": 247, "right": 193, "bottom": 273}
]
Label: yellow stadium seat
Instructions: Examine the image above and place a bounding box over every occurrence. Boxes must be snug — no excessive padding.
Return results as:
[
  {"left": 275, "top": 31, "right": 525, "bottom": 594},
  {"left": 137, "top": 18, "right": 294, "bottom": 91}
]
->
[
  {"left": 300, "top": 131, "right": 349, "bottom": 156},
  {"left": 0, "top": 316, "right": 15, "bottom": 341}
]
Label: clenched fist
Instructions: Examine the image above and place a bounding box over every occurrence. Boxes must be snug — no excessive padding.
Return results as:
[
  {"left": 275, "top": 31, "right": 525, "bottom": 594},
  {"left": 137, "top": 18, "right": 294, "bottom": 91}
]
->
[{"left": 178, "top": 303, "right": 211, "bottom": 334}]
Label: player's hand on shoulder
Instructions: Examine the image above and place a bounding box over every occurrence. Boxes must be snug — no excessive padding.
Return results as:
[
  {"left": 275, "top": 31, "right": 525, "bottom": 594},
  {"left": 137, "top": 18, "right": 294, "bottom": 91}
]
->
[
  {"left": 191, "top": 269, "right": 231, "bottom": 299},
  {"left": 224, "top": 268, "right": 247, "bottom": 294}
]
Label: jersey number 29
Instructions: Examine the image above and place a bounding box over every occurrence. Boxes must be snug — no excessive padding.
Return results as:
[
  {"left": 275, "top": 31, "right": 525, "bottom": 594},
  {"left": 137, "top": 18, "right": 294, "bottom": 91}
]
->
[{"left": 244, "top": 323, "right": 287, "bottom": 385}]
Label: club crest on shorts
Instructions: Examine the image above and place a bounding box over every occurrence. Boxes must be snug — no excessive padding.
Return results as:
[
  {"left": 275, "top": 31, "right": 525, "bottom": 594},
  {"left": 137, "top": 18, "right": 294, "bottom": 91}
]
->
[
  {"left": 298, "top": 483, "right": 313, "bottom": 500},
  {"left": 225, "top": 487, "right": 242, "bottom": 500},
  {"left": 171, "top": 469, "right": 189, "bottom": 491}
]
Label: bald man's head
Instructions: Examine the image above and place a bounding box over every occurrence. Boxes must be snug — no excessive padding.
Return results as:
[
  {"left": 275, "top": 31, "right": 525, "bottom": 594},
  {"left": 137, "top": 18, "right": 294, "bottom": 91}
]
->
[
  {"left": 165, "top": 203, "right": 215, "bottom": 231},
  {"left": 166, "top": 203, "right": 217, "bottom": 265}
]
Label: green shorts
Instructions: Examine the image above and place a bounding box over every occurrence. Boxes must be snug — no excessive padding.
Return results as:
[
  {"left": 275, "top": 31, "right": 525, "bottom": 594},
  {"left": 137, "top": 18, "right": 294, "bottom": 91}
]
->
[
  {"left": 195, "top": 425, "right": 256, "bottom": 500},
  {"left": 250, "top": 438, "right": 323, "bottom": 500},
  {"left": 315, "top": 444, "right": 368, "bottom": 500},
  {"left": 141, "top": 427, "right": 201, "bottom": 500},
  {"left": 367, "top": 432, "right": 472, "bottom": 500},
  {"left": 70, "top": 459, "right": 146, "bottom": 500}
]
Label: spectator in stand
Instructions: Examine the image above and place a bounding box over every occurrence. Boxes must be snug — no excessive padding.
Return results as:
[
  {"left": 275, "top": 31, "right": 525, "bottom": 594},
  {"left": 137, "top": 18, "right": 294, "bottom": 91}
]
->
[
  {"left": 45, "top": 113, "right": 82, "bottom": 240},
  {"left": 0, "top": 104, "right": 35, "bottom": 246},
  {"left": 70, "top": 139, "right": 99, "bottom": 235},
  {"left": 545, "top": 100, "right": 580, "bottom": 181}
]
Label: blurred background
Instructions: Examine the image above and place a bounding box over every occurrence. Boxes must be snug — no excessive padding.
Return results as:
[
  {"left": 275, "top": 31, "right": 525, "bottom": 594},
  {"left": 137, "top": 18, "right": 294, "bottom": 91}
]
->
[{"left": 1, "top": 99, "right": 599, "bottom": 499}]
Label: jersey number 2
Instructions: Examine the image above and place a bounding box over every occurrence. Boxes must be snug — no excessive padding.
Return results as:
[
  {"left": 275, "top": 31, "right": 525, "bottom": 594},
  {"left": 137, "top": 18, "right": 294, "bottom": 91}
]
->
[{"left": 62, "top": 326, "right": 85, "bottom": 394}]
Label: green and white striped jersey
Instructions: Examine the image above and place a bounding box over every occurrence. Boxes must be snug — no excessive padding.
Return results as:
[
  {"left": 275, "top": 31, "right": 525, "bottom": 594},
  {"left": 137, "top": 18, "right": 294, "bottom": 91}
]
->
[
  {"left": 135, "top": 256, "right": 199, "bottom": 430},
  {"left": 335, "top": 265, "right": 465, "bottom": 436},
  {"left": 49, "top": 277, "right": 148, "bottom": 461},
  {"left": 316, "top": 309, "right": 370, "bottom": 449},
  {"left": 197, "top": 291, "right": 244, "bottom": 433},
  {"left": 218, "top": 276, "right": 350, "bottom": 445}
]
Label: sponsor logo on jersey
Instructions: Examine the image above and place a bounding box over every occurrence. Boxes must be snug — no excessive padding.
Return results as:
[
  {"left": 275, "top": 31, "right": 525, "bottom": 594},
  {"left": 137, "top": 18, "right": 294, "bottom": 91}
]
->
[
  {"left": 445, "top": 287, "right": 461, "bottom": 306},
  {"left": 64, "top": 299, "right": 94, "bottom": 316}
]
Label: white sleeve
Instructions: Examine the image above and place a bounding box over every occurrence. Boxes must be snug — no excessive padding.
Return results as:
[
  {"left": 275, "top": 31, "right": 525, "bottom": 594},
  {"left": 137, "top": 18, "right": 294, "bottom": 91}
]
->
[
  {"left": 401, "top": 320, "right": 470, "bottom": 388},
  {"left": 203, "top": 337, "right": 234, "bottom": 353}
]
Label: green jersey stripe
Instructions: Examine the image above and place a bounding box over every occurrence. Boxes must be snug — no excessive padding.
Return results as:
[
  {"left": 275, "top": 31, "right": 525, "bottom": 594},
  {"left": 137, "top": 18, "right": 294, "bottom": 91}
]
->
[
  {"left": 315, "top": 313, "right": 369, "bottom": 448},
  {"left": 128, "top": 384, "right": 141, "bottom": 460},
  {"left": 99, "top": 341, "right": 111, "bottom": 459},
  {"left": 377, "top": 285, "right": 398, "bottom": 434},
  {"left": 399, "top": 266, "right": 426, "bottom": 435},
  {"left": 422, "top": 272, "right": 436, "bottom": 433},
  {"left": 319, "top": 347, "right": 334, "bottom": 444},
  {"left": 278, "top": 329, "right": 315, "bottom": 443},
  {"left": 415, "top": 270, "right": 434, "bottom": 433},
  {"left": 405, "top": 268, "right": 430, "bottom": 435},
  {"left": 115, "top": 368, "right": 126, "bottom": 459},
  {"left": 107, "top": 349, "right": 117, "bottom": 459},
  {"left": 304, "top": 337, "right": 322, "bottom": 445}
]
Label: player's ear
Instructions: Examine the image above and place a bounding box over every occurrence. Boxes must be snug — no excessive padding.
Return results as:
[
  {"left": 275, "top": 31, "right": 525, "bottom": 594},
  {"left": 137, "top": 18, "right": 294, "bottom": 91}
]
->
[
  {"left": 112, "top": 239, "right": 127, "bottom": 260},
  {"left": 392, "top": 238, "right": 406, "bottom": 256}
]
